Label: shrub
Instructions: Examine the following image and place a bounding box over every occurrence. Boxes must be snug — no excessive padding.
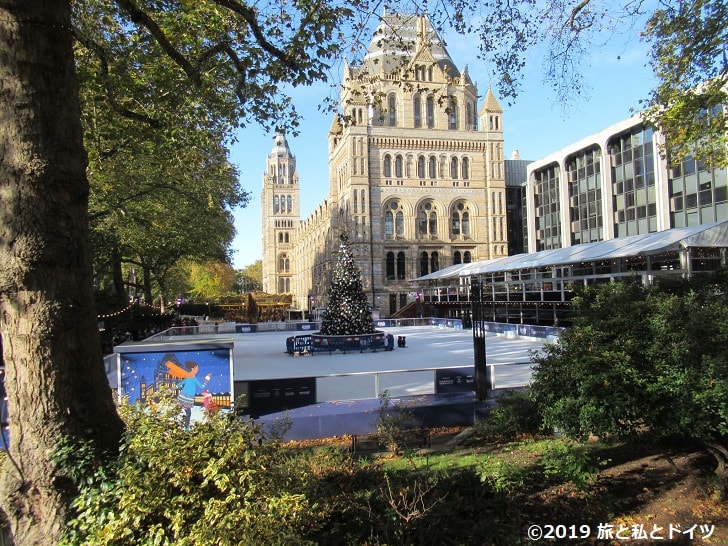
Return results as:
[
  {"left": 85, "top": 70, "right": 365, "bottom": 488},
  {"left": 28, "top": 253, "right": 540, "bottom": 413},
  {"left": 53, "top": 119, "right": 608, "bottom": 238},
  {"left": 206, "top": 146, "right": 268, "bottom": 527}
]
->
[
  {"left": 540, "top": 439, "right": 609, "bottom": 491},
  {"left": 376, "top": 390, "right": 416, "bottom": 455},
  {"left": 476, "top": 456, "right": 527, "bottom": 499},
  {"left": 476, "top": 388, "right": 543, "bottom": 442},
  {"left": 60, "top": 395, "right": 320, "bottom": 546}
]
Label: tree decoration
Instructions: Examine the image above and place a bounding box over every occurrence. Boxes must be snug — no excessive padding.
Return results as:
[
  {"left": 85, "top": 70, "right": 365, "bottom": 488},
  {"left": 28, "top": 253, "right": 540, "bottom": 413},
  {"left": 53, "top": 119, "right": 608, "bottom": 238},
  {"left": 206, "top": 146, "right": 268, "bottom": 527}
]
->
[{"left": 319, "top": 234, "right": 376, "bottom": 335}]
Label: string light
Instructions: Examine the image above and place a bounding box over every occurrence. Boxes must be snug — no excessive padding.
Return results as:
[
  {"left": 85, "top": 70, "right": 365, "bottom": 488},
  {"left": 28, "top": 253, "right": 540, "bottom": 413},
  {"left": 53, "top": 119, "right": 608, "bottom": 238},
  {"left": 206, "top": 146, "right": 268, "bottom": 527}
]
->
[{"left": 97, "top": 301, "right": 163, "bottom": 319}]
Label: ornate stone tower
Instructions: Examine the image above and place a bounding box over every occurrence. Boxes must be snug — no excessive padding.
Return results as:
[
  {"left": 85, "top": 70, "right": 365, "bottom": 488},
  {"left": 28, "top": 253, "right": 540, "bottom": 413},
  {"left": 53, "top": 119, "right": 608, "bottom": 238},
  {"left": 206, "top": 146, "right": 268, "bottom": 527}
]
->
[
  {"left": 323, "top": 12, "right": 507, "bottom": 317},
  {"left": 262, "top": 13, "right": 507, "bottom": 319},
  {"left": 261, "top": 133, "right": 300, "bottom": 294}
]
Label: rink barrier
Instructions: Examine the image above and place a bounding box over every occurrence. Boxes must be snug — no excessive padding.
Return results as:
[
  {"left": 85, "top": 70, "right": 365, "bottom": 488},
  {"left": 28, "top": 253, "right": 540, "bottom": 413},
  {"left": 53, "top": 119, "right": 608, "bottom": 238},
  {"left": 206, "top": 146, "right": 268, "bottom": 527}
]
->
[{"left": 285, "top": 332, "right": 395, "bottom": 355}]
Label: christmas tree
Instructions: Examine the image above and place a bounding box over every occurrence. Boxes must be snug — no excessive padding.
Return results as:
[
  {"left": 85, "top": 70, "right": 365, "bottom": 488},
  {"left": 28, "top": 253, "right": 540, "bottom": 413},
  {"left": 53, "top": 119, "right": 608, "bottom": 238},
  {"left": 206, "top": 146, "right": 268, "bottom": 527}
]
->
[{"left": 319, "top": 234, "right": 376, "bottom": 335}]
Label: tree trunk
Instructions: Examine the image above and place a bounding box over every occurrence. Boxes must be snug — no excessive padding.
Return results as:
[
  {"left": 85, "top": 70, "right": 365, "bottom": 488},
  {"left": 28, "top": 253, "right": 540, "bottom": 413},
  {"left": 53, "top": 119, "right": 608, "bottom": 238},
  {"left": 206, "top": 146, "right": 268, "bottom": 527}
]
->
[
  {"left": 705, "top": 442, "right": 728, "bottom": 502},
  {"left": 143, "top": 266, "right": 153, "bottom": 306},
  {"left": 0, "top": 2, "right": 124, "bottom": 544},
  {"left": 111, "top": 245, "right": 128, "bottom": 309}
]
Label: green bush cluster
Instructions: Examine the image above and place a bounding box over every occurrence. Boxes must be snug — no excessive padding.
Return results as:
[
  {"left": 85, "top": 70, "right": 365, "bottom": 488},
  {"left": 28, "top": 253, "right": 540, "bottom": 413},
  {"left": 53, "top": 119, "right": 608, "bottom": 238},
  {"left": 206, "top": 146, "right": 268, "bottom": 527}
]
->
[
  {"left": 51, "top": 391, "right": 630, "bottom": 545},
  {"left": 540, "top": 439, "right": 610, "bottom": 491},
  {"left": 376, "top": 390, "right": 417, "bottom": 455},
  {"left": 475, "top": 389, "right": 544, "bottom": 442},
  {"left": 59, "top": 398, "right": 328, "bottom": 546}
]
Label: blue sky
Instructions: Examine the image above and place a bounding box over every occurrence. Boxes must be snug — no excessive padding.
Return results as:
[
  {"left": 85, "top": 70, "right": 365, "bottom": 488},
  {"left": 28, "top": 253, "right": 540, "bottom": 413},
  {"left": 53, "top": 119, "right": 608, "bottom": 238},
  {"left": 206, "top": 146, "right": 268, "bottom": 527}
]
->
[{"left": 228, "top": 19, "right": 657, "bottom": 269}]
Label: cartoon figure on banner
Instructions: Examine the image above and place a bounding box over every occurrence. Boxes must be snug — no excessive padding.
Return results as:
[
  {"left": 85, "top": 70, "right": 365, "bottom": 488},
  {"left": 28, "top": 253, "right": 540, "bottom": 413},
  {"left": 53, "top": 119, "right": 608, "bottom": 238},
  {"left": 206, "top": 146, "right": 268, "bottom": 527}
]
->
[
  {"left": 166, "top": 360, "right": 211, "bottom": 430},
  {"left": 203, "top": 390, "right": 219, "bottom": 417}
]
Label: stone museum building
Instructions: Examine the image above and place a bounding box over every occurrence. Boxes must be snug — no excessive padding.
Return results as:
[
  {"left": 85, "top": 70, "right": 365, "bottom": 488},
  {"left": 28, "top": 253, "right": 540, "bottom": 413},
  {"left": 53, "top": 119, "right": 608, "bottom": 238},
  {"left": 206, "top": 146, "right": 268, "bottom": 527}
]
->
[{"left": 261, "top": 13, "right": 508, "bottom": 317}]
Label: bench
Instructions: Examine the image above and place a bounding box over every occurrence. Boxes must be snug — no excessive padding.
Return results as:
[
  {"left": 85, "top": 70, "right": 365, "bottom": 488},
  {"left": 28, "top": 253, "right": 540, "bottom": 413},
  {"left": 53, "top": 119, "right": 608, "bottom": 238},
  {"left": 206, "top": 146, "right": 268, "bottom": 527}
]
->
[{"left": 350, "top": 427, "right": 431, "bottom": 453}]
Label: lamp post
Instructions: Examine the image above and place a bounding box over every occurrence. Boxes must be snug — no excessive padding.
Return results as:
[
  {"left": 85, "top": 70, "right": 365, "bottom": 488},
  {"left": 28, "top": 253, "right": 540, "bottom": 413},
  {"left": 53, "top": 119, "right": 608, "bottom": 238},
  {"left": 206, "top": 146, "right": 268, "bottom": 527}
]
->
[{"left": 470, "top": 276, "right": 488, "bottom": 401}]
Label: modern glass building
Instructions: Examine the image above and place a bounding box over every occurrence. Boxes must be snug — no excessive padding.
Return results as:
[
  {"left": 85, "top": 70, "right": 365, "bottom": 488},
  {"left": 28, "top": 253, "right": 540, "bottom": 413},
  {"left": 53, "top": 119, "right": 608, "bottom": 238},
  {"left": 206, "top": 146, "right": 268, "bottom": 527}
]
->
[
  {"left": 416, "top": 221, "right": 728, "bottom": 326},
  {"left": 524, "top": 114, "right": 728, "bottom": 253}
]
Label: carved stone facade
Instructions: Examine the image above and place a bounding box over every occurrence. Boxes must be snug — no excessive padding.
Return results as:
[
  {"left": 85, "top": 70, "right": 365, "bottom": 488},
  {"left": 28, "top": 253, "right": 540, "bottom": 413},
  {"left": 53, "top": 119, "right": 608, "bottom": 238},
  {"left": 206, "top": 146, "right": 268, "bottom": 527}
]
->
[
  {"left": 261, "top": 13, "right": 507, "bottom": 318},
  {"left": 260, "top": 133, "right": 300, "bottom": 295}
]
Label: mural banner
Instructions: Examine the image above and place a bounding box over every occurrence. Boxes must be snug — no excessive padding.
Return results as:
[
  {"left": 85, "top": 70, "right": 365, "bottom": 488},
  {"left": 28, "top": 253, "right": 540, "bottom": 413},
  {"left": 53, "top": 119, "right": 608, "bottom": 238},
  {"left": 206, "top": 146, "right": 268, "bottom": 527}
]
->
[{"left": 114, "top": 339, "right": 234, "bottom": 427}]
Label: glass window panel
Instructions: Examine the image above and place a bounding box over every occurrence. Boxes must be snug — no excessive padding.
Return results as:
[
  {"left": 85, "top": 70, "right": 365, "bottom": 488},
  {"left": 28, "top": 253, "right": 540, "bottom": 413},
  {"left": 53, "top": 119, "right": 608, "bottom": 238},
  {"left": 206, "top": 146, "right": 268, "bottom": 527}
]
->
[{"left": 395, "top": 212, "right": 404, "bottom": 235}]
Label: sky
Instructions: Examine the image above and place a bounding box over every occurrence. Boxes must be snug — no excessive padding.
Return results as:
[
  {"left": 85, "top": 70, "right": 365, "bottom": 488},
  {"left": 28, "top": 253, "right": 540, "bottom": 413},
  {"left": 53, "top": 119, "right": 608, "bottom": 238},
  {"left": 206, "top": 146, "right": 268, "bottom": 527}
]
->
[{"left": 227, "top": 15, "right": 658, "bottom": 269}]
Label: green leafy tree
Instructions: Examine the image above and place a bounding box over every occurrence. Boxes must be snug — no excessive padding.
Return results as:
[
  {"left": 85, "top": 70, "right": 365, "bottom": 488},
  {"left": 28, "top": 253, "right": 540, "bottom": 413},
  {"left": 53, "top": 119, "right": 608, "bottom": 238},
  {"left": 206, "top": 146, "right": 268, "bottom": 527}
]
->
[
  {"left": 188, "top": 261, "right": 237, "bottom": 300},
  {"left": 641, "top": 0, "right": 728, "bottom": 167},
  {"left": 320, "top": 234, "right": 375, "bottom": 336},
  {"left": 0, "top": 1, "right": 351, "bottom": 542},
  {"left": 529, "top": 275, "right": 728, "bottom": 499},
  {"left": 236, "top": 260, "right": 263, "bottom": 293},
  {"left": 83, "top": 99, "right": 246, "bottom": 310}
]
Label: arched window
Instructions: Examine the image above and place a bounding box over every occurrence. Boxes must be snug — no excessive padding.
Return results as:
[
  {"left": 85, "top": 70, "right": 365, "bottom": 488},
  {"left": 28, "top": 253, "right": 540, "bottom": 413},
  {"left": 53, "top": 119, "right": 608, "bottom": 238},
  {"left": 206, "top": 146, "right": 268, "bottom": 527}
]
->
[
  {"left": 386, "top": 201, "right": 404, "bottom": 238},
  {"left": 430, "top": 252, "right": 439, "bottom": 272},
  {"left": 450, "top": 157, "right": 459, "bottom": 179},
  {"left": 360, "top": 189, "right": 366, "bottom": 213},
  {"left": 451, "top": 211, "right": 461, "bottom": 236},
  {"left": 287, "top": 195, "right": 292, "bottom": 212},
  {"left": 278, "top": 278, "right": 285, "bottom": 293},
  {"left": 417, "top": 156, "right": 425, "bottom": 178},
  {"left": 395, "top": 155, "right": 403, "bottom": 178},
  {"left": 413, "top": 95, "right": 422, "bottom": 128},
  {"left": 453, "top": 251, "right": 462, "bottom": 265},
  {"left": 388, "top": 94, "right": 397, "bottom": 127},
  {"left": 418, "top": 202, "right": 437, "bottom": 237},
  {"left": 452, "top": 203, "right": 470, "bottom": 237},
  {"left": 426, "top": 96, "right": 435, "bottom": 128},
  {"left": 418, "top": 210, "right": 428, "bottom": 236},
  {"left": 397, "top": 252, "right": 406, "bottom": 280},
  {"left": 383, "top": 154, "right": 392, "bottom": 177},
  {"left": 466, "top": 103, "right": 473, "bottom": 129},
  {"left": 384, "top": 211, "right": 394, "bottom": 237},
  {"left": 395, "top": 211, "right": 404, "bottom": 236},
  {"left": 278, "top": 254, "right": 290, "bottom": 272},
  {"left": 284, "top": 233, "right": 289, "bottom": 243},
  {"left": 278, "top": 232, "right": 283, "bottom": 243},
  {"left": 386, "top": 252, "right": 395, "bottom": 280},
  {"left": 273, "top": 195, "right": 279, "bottom": 213},
  {"left": 464, "top": 251, "right": 472, "bottom": 263},
  {"left": 448, "top": 100, "right": 458, "bottom": 130},
  {"left": 420, "top": 252, "right": 429, "bottom": 276},
  {"left": 461, "top": 157, "right": 469, "bottom": 179},
  {"left": 428, "top": 156, "right": 436, "bottom": 178}
]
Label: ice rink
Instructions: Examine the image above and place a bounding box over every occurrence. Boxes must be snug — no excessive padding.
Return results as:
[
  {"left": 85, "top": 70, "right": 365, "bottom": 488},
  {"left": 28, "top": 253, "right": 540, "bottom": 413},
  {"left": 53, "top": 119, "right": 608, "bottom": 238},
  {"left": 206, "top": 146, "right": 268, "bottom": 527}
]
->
[
  {"left": 232, "top": 325, "right": 546, "bottom": 390},
  {"left": 112, "top": 325, "right": 553, "bottom": 440}
]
